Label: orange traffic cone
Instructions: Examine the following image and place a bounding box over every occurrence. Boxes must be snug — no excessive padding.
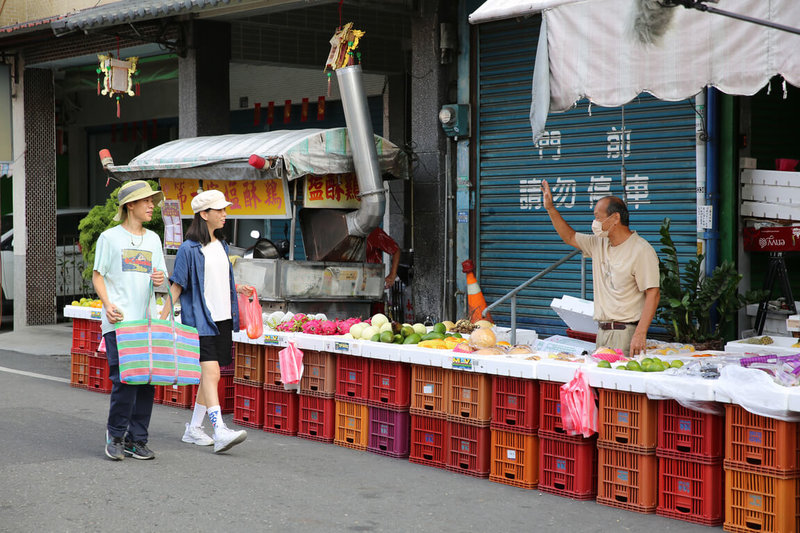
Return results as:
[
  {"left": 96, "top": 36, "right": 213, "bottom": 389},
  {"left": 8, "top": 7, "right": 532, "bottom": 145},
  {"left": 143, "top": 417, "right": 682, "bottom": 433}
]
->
[{"left": 462, "top": 260, "right": 493, "bottom": 323}]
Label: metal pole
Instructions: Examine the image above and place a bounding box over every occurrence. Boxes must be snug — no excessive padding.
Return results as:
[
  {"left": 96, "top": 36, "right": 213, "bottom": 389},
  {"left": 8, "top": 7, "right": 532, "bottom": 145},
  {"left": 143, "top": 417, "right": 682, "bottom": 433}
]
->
[
  {"left": 288, "top": 181, "right": 297, "bottom": 261},
  {"left": 510, "top": 295, "right": 517, "bottom": 345}
]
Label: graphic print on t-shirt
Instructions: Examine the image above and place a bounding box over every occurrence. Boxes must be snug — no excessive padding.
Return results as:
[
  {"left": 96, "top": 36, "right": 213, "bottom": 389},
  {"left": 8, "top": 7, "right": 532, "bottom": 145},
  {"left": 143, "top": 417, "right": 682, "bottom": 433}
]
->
[{"left": 121, "top": 248, "right": 153, "bottom": 274}]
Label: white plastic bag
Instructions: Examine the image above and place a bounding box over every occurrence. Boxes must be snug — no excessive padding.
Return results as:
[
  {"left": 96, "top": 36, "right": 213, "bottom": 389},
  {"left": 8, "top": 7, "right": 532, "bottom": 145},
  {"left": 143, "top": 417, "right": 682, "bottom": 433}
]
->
[{"left": 715, "top": 365, "right": 800, "bottom": 422}]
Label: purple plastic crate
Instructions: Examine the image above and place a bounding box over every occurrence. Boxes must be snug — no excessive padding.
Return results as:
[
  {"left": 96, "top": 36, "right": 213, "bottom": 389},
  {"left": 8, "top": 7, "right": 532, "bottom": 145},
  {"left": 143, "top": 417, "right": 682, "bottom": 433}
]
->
[{"left": 367, "top": 407, "right": 410, "bottom": 458}]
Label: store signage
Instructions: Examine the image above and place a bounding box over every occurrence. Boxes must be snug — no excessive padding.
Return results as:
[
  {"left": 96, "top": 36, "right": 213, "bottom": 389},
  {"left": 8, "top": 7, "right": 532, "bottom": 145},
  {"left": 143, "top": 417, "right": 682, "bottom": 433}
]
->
[
  {"left": 303, "top": 173, "right": 361, "bottom": 209},
  {"left": 743, "top": 226, "right": 800, "bottom": 252},
  {"left": 333, "top": 341, "right": 350, "bottom": 352},
  {"left": 263, "top": 334, "right": 280, "bottom": 346},
  {"left": 160, "top": 178, "right": 291, "bottom": 219},
  {"left": 451, "top": 356, "right": 474, "bottom": 370},
  {"left": 160, "top": 178, "right": 200, "bottom": 216}
]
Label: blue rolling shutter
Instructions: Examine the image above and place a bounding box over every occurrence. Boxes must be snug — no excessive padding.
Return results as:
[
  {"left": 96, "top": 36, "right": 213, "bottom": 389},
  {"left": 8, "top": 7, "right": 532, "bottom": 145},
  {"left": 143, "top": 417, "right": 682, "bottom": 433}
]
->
[{"left": 476, "top": 16, "right": 698, "bottom": 336}]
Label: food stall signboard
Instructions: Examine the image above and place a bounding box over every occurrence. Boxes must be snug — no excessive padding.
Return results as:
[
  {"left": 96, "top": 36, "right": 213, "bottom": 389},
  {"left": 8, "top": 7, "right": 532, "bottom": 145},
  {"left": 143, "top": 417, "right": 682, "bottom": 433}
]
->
[
  {"left": 303, "top": 173, "right": 361, "bottom": 209},
  {"left": 162, "top": 200, "right": 183, "bottom": 249},
  {"left": 160, "top": 178, "right": 291, "bottom": 219}
]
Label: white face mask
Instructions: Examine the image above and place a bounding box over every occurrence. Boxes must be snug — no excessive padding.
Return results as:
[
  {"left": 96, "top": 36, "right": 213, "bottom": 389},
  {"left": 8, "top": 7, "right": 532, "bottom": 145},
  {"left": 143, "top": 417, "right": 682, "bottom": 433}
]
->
[{"left": 591, "top": 215, "right": 611, "bottom": 238}]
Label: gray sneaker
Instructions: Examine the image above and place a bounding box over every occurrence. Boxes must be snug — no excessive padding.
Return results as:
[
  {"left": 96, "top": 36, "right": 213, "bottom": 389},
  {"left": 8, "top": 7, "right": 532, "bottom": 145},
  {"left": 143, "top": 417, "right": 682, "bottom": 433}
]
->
[
  {"left": 182, "top": 423, "right": 214, "bottom": 446},
  {"left": 105, "top": 430, "right": 124, "bottom": 461},
  {"left": 213, "top": 426, "right": 247, "bottom": 453},
  {"left": 123, "top": 439, "right": 155, "bottom": 460}
]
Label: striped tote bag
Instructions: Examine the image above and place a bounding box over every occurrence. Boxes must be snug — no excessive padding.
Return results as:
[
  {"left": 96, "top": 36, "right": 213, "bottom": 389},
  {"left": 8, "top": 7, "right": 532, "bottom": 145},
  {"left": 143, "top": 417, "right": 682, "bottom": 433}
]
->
[{"left": 116, "top": 317, "right": 201, "bottom": 386}]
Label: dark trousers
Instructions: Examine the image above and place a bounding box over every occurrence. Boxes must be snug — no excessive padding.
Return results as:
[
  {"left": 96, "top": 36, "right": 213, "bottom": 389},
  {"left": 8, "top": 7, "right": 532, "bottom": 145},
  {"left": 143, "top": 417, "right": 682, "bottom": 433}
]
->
[{"left": 104, "top": 332, "right": 155, "bottom": 443}]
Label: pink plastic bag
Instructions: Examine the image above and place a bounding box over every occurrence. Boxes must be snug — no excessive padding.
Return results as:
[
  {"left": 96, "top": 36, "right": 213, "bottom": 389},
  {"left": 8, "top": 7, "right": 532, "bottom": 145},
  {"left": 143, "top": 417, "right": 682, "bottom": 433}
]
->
[
  {"left": 242, "top": 289, "right": 263, "bottom": 340},
  {"left": 278, "top": 341, "right": 304, "bottom": 388},
  {"left": 559, "top": 368, "right": 598, "bottom": 438}
]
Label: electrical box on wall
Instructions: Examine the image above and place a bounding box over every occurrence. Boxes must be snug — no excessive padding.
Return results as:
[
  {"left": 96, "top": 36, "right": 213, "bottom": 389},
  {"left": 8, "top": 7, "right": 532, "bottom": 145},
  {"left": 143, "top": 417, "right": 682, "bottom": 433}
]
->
[{"left": 439, "top": 104, "right": 470, "bottom": 138}]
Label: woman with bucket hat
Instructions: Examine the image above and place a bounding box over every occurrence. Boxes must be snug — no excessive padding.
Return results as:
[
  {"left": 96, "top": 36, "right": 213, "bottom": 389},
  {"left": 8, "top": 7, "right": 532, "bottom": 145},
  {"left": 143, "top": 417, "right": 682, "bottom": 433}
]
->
[
  {"left": 160, "top": 189, "right": 254, "bottom": 453},
  {"left": 93, "top": 180, "right": 168, "bottom": 461}
]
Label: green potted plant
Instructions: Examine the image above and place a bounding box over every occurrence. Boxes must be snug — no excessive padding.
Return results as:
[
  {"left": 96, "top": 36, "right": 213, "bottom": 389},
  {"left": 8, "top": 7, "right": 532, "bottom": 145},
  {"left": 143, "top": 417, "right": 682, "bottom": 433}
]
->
[{"left": 656, "top": 218, "right": 765, "bottom": 349}]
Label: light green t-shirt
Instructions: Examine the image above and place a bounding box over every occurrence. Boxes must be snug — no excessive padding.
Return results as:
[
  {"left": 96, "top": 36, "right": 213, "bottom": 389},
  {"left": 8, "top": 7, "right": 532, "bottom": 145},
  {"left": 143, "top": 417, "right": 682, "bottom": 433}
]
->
[{"left": 93, "top": 225, "right": 167, "bottom": 335}]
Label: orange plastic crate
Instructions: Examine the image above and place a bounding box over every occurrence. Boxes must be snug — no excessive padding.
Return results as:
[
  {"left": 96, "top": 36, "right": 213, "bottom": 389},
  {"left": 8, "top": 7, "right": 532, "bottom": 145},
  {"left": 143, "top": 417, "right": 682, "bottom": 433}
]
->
[
  {"left": 724, "top": 467, "right": 800, "bottom": 533},
  {"left": 492, "top": 375, "right": 538, "bottom": 434},
  {"left": 334, "top": 400, "right": 370, "bottom": 450},
  {"left": 409, "top": 414, "right": 448, "bottom": 469},
  {"left": 446, "top": 370, "right": 492, "bottom": 427},
  {"left": 86, "top": 352, "right": 112, "bottom": 393},
  {"left": 300, "top": 350, "right": 337, "bottom": 398},
  {"left": 264, "top": 345, "right": 283, "bottom": 390},
  {"left": 410, "top": 365, "right": 449, "bottom": 419},
  {"left": 489, "top": 428, "right": 539, "bottom": 489},
  {"left": 162, "top": 383, "right": 198, "bottom": 409},
  {"left": 446, "top": 421, "right": 491, "bottom": 478},
  {"left": 70, "top": 351, "right": 89, "bottom": 389},
  {"left": 598, "top": 389, "right": 657, "bottom": 453},
  {"left": 234, "top": 342, "right": 264, "bottom": 383},
  {"left": 658, "top": 399, "right": 724, "bottom": 462},
  {"left": 657, "top": 456, "right": 724, "bottom": 526},
  {"left": 597, "top": 442, "right": 658, "bottom": 513},
  {"left": 724, "top": 404, "right": 800, "bottom": 477}
]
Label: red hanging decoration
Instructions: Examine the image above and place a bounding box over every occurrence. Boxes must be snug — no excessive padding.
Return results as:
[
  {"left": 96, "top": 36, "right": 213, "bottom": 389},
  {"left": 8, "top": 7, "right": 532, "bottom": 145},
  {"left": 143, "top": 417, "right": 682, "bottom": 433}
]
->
[
  {"left": 253, "top": 102, "right": 261, "bottom": 126},
  {"left": 135, "top": 82, "right": 140, "bottom": 96},
  {"left": 116, "top": 96, "right": 120, "bottom": 118},
  {"left": 301, "top": 98, "right": 309, "bottom": 122},
  {"left": 283, "top": 100, "right": 291, "bottom": 124},
  {"left": 151, "top": 119, "right": 158, "bottom": 140},
  {"left": 317, "top": 96, "right": 326, "bottom": 121},
  {"left": 267, "top": 101, "right": 274, "bottom": 125}
]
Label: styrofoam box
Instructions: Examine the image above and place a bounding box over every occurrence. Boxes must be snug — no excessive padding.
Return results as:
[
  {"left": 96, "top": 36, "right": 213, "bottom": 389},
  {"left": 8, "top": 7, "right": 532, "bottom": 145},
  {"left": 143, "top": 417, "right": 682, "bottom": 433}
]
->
[
  {"left": 725, "top": 336, "right": 800, "bottom": 356},
  {"left": 550, "top": 295, "right": 597, "bottom": 333},
  {"left": 788, "top": 314, "right": 800, "bottom": 332},
  {"left": 534, "top": 334, "right": 596, "bottom": 356}
]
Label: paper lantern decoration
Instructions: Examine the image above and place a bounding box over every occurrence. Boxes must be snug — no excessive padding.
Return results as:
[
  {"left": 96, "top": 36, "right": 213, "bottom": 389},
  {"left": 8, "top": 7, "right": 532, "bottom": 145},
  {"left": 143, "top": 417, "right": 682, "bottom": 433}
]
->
[{"left": 97, "top": 54, "right": 139, "bottom": 118}]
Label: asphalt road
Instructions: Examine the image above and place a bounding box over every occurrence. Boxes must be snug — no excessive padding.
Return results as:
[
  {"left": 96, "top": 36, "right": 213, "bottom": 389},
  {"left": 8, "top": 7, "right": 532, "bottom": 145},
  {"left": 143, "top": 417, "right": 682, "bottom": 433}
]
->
[{"left": 0, "top": 349, "right": 717, "bottom": 533}]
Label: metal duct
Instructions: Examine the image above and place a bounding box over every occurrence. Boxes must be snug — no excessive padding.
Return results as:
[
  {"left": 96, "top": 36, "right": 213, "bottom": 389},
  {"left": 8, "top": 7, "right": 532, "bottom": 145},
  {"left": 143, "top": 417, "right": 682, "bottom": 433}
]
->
[{"left": 301, "top": 64, "right": 386, "bottom": 261}]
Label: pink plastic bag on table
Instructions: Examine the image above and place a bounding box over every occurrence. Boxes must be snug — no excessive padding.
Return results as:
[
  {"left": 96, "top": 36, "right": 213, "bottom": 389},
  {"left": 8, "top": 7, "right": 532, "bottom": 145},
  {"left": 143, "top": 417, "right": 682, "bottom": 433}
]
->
[
  {"left": 236, "top": 290, "right": 250, "bottom": 332},
  {"left": 278, "top": 341, "right": 304, "bottom": 392},
  {"left": 559, "top": 368, "right": 598, "bottom": 438}
]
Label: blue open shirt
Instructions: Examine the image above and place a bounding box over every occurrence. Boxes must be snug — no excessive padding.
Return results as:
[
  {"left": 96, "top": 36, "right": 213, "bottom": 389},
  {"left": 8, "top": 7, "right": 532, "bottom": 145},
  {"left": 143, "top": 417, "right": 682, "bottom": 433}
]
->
[{"left": 169, "top": 239, "right": 240, "bottom": 336}]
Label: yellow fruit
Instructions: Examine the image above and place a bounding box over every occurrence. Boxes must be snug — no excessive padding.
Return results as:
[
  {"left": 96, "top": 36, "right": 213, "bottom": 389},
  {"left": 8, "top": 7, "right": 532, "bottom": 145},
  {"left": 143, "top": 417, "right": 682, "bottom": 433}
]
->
[
  {"left": 71, "top": 300, "right": 79, "bottom": 306},
  {"left": 442, "top": 320, "right": 455, "bottom": 331}
]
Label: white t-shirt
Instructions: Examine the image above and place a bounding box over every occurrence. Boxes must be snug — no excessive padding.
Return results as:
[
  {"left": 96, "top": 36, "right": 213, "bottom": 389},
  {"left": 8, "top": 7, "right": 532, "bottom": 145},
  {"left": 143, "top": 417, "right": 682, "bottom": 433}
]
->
[
  {"left": 201, "top": 239, "right": 232, "bottom": 322},
  {"left": 93, "top": 225, "right": 167, "bottom": 335},
  {"left": 574, "top": 231, "right": 660, "bottom": 323}
]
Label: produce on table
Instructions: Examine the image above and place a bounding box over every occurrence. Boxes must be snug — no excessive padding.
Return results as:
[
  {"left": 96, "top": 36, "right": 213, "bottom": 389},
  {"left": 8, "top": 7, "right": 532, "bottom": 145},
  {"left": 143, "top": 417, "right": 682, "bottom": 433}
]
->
[
  {"left": 506, "top": 345, "right": 533, "bottom": 355},
  {"left": 474, "top": 319, "right": 494, "bottom": 329},
  {"left": 469, "top": 327, "right": 496, "bottom": 348},
  {"left": 451, "top": 319, "right": 477, "bottom": 334}
]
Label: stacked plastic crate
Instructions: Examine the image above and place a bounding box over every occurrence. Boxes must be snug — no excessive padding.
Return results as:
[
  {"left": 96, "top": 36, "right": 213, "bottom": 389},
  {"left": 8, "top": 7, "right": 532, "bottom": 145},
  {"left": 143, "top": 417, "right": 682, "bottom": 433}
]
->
[
  {"left": 656, "top": 400, "right": 724, "bottom": 526},
  {"left": 334, "top": 354, "right": 371, "bottom": 450},
  {"left": 262, "top": 344, "right": 300, "bottom": 436},
  {"left": 70, "top": 318, "right": 103, "bottom": 391},
  {"left": 596, "top": 389, "right": 658, "bottom": 513},
  {"left": 409, "top": 364, "right": 450, "bottom": 469},
  {"left": 723, "top": 404, "right": 800, "bottom": 532},
  {"left": 233, "top": 342, "right": 265, "bottom": 428},
  {"left": 297, "top": 350, "right": 337, "bottom": 443},
  {"left": 446, "top": 369, "right": 492, "bottom": 478},
  {"left": 367, "top": 359, "right": 411, "bottom": 458},
  {"left": 537, "top": 380, "right": 597, "bottom": 499}
]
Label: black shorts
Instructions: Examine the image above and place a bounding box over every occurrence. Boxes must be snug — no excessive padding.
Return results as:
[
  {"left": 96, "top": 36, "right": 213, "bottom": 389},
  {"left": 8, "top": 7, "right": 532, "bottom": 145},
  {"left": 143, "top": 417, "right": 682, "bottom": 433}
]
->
[{"left": 199, "top": 319, "right": 233, "bottom": 366}]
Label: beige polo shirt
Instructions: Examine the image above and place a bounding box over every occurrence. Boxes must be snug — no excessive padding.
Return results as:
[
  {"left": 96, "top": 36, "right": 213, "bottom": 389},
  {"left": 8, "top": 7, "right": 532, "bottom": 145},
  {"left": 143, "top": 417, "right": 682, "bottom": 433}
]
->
[{"left": 574, "top": 231, "right": 660, "bottom": 323}]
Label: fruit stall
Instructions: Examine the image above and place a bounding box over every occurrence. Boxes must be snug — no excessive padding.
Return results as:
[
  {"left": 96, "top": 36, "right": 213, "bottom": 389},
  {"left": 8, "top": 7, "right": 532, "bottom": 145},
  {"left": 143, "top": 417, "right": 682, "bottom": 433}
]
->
[{"left": 65, "top": 301, "right": 800, "bottom": 531}]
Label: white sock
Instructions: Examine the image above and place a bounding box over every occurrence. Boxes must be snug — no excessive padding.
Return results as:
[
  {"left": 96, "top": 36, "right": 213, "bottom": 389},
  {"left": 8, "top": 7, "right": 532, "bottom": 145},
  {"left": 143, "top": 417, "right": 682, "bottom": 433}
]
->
[
  {"left": 190, "top": 403, "right": 207, "bottom": 428},
  {"left": 207, "top": 405, "right": 223, "bottom": 431}
]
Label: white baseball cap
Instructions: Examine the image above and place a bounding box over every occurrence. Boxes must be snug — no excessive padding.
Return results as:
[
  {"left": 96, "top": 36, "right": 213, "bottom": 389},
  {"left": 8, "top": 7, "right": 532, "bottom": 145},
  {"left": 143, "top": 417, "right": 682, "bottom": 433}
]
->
[{"left": 191, "top": 189, "right": 233, "bottom": 213}]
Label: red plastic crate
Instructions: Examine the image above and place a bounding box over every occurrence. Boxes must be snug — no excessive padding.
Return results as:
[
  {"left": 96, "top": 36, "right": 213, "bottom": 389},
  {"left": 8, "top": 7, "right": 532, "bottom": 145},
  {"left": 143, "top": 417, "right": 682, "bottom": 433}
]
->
[
  {"left": 368, "top": 360, "right": 411, "bottom": 411},
  {"left": 70, "top": 351, "right": 89, "bottom": 389},
  {"left": 566, "top": 328, "right": 597, "bottom": 343},
  {"left": 71, "top": 318, "right": 102, "bottom": 354},
  {"left": 220, "top": 344, "right": 235, "bottom": 375},
  {"left": 162, "top": 384, "right": 198, "bottom": 409},
  {"left": 233, "top": 378, "right": 264, "bottom": 429},
  {"left": 153, "top": 383, "right": 163, "bottom": 404},
  {"left": 657, "top": 456, "right": 724, "bottom": 526},
  {"left": 264, "top": 345, "right": 283, "bottom": 390},
  {"left": 334, "top": 400, "right": 370, "bottom": 450},
  {"left": 298, "top": 395, "right": 335, "bottom": 443},
  {"left": 724, "top": 467, "right": 800, "bottom": 533},
  {"left": 598, "top": 388, "right": 658, "bottom": 453},
  {"left": 446, "top": 370, "right": 492, "bottom": 427},
  {"left": 539, "top": 380, "right": 586, "bottom": 442},
  {"left": 446, "top": 421, "right": 491, "bottom": 478},
  {"left": 190, "top": 375, "right": 235, "bottom": 414},
  {"left": 335, "top": 354, "right": 370, "bottom": 405},
  {"left": 658, "top": 400, "right": 724, "bottom": 462},
  {"left": 409, "top": 414, "right": 447, "bottom": 469},
  {"left": 597, "top": 442, "right": 658, "bottom": 514},
  {"left": 300, "top": 350, "right": 337, "bottom": 398},
  {"left": 724, "top": 404, "right": 800, "bottom": 477},
  {"left": 492, "top": 376, "right": 538, "bottom": 434},
  {"left": 263, "top": 388, "right": 299, "bottom": 436},
  {"left": 86, "top": 352, "right": 112, "bottom": 393},
  {"left": 234, "top": 342, "right": 264, "bottom": 383},
  {"left": 489, "top": 428, "right": 539, "bottom": 489},
  {"left": 538, "top": 430, "right": 597, "bottom": 500},
  {"left": 410, "top": 365, "right": 449, "bottom": 419},
  {"left": 367, "top": 407, "right": 410, "bottom": 458}
]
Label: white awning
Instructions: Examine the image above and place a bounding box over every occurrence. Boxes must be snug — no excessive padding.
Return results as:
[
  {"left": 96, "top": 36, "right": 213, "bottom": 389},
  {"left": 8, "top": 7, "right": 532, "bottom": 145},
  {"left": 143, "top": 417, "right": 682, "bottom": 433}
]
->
[
  {"left": 470, "top": 0, "right": 800, "bottom": 142},
  {"left": 468, "top": 0, "right": 580, "bottom": 24},
  {"left": 106, "top": 128, "right": 409, "bottom": 182}
]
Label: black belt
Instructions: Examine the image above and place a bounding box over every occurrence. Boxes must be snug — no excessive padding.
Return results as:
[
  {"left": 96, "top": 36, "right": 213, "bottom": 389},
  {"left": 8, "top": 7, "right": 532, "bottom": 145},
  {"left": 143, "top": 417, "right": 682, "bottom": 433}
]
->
[{"left": 598, "top": 321, "right": 638, "bottom": 331}]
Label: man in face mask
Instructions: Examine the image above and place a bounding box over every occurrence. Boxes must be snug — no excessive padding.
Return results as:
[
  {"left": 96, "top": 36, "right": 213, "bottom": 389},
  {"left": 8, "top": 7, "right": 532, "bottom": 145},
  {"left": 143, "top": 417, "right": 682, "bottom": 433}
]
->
[{"left": 540, "top": 180, "right": 660, "bottom": 356}]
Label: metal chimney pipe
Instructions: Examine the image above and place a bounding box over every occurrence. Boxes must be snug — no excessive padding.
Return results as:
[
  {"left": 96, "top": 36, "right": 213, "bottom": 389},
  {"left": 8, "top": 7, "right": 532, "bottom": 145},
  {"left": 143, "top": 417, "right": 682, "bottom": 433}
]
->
[{"left": 336, "top": 64, "right": 386, "bottom": 237}]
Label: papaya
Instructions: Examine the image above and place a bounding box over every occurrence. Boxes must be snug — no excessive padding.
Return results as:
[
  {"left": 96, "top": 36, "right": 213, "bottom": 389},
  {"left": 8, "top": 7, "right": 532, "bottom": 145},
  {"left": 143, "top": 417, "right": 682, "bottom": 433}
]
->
[
  {"left": 421, "top": 331, "right": 446, "bottom": 341},
  {"left": 403, "top": 333, "right": 422, "bottom": 344}
]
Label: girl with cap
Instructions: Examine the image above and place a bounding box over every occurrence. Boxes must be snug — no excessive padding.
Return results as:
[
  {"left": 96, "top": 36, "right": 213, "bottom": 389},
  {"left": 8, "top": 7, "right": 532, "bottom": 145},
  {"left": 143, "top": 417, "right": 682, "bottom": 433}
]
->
[
  {"left": 93, "top": 180, "right": 168, "bottom": 461},
  {"left": 160, "top": 189, "right": 254, "bottom": 453}
]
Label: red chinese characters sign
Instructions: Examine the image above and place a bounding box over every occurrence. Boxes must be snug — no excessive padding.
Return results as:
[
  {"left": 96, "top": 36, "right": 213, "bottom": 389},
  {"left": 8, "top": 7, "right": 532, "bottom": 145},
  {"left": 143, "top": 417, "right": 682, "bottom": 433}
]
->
[
  {"left": 160, "top": 178, "right": 291, "bottom": 218},
  {"left": 303, "top": 173, "right": 361, "bottom": 209}
]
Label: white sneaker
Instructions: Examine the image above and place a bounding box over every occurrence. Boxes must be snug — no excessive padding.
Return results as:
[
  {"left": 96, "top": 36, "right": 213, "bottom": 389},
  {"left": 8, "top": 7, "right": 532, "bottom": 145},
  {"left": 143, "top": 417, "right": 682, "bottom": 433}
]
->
[
  {"left": 182, "top": 423, "right": 214, "bottom": 446},
  {"left": 213, "top": 426, "right": 247, "bottom": 453}
]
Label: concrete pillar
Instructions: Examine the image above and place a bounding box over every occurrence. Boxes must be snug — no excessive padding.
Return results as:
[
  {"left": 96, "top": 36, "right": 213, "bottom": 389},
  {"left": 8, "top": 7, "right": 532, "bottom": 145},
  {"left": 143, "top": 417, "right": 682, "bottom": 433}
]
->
[
  {"left": 18, "top": 67, "right": 56, "bottom": 327},
  {"left": 178, "top": 20, "right": 231, "bottom": 138},
  {"left": 410, "top": 0, "right": 450, "bottom": 323}
]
